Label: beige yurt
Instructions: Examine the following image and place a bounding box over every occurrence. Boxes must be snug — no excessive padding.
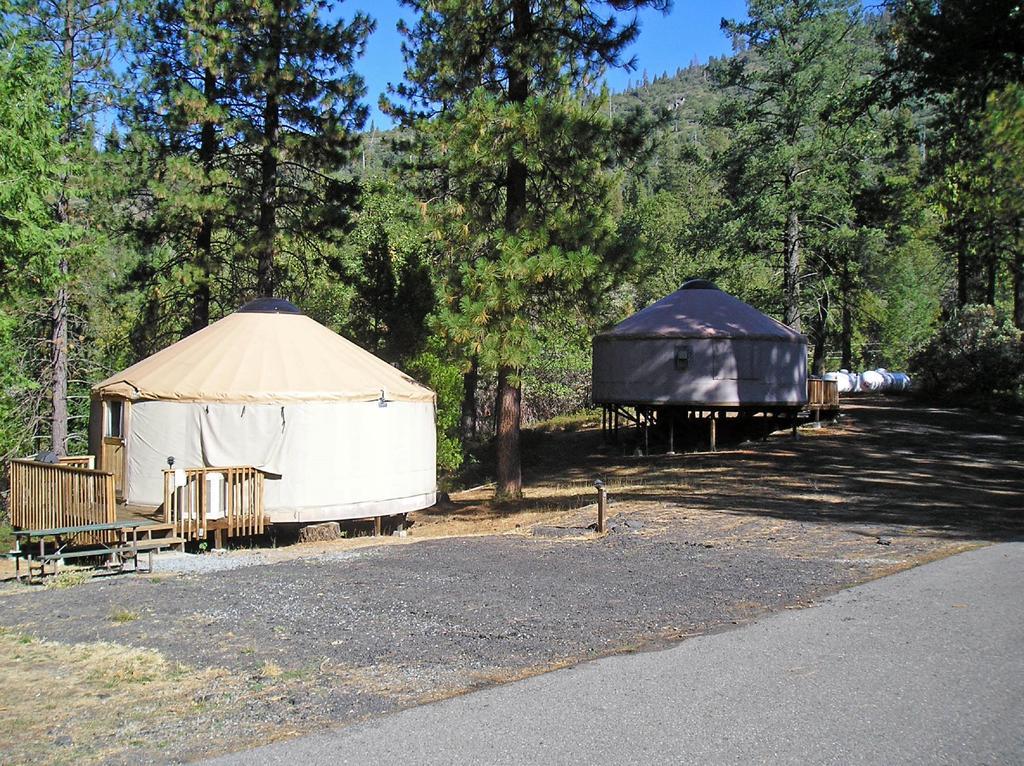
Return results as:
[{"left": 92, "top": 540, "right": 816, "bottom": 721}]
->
[{"left": 89, "top": 298, "right": 437, "bottom": 523}]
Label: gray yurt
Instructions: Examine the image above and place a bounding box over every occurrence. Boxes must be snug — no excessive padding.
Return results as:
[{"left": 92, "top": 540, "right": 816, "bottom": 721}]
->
[{"left": 592, "top": 280, "right": 807, "bottom": 449}]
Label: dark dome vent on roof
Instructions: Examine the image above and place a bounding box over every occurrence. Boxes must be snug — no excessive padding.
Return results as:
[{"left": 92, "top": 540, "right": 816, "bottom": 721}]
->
[
  {"left": 238, "top": 297, "right": 302, "bottom": 314},
  {"left": 680, "top": 279, "right": 720, "bottom": 291}
]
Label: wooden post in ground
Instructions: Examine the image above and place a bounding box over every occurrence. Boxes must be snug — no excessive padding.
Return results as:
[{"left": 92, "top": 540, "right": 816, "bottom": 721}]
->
[
  {"left": 595, "top": 480, "right": 607, "bottom": 533},
  {"left": 374, "top": 515, "right": 382, "bottom": 536},
  {"left": 709, "top": 414, "right": 717, "bottom": 452}
]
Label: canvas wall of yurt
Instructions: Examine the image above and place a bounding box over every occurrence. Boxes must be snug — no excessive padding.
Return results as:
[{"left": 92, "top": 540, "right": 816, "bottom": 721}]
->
[{"left": 88, "top": 299, "right": 437, "bottom": 524}]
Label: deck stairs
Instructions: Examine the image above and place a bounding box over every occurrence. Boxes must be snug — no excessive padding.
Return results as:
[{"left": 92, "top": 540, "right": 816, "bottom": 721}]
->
[{"left": 127, "top": 522, "right": 187, "bottom": 554}]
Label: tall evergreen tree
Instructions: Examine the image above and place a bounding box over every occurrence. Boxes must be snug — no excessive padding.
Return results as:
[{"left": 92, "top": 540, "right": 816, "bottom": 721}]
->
[
  {"left": 0, "top": 8, "right": 61, "bottom": 460},
  {"left": 130, "top": 0, "right": 237, "bottom": 338},
  {"left": 884, "top": 0, "right": 1024, "bottom": 309},
  {"left": 230, "top": 0, "right": 373, "bottom": 297},
  {"left": 14, "top": 0, "right": 121, "bottom": 454},
  {"left": 388, "top": 0, "right": 669, "bottom": 498},
  {"left": 711, "top": 0, "right": 870, "bottom": 334},
  {"left": 127, "top": 0, "right": 372, "bottom": 348},
  {"left": 978, "top": 84, "right": 1024, "bottom": 328}
]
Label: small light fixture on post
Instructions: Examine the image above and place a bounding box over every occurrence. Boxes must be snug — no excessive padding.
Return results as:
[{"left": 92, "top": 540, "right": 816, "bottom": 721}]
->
[{"left": 594, "top": 479, "right": 607, "bottom": 533}]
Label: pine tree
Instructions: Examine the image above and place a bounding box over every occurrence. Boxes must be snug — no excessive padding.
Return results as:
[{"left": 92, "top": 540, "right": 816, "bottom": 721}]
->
[
  {"left": 229, "top": 0, "right": 374, "bottom": 297},
  {"left": 711, "top": 0, "right": 869, "bottom": 333},
  {"left": 0, "top": 9, "right": 61, "bottom": 460},
  {"left": 14, "top": 0, "right": 121, "bottom": 455},
  {"left": 978, "top": 84, "right": 1024, "bottom": 328},
  {"left": 128, "top": 0, "right": 373, "bottom": 346},
  {"left": 884, "top": 0, "right": 1024, "bottom": 309},
  {"left": 387, "top": 0, "right": 669, "bottom": 498},
  {"left": 130, "top": 0, "right": 237, "bottom": 338}
]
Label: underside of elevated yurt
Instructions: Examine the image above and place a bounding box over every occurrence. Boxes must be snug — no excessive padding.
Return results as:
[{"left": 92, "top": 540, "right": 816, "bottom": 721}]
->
[
  {"left": 592, "top": 280, "right": 809, "bottom": 451},
  {"left": 89, "top": 298, "right": 437, "bottom": 533}
]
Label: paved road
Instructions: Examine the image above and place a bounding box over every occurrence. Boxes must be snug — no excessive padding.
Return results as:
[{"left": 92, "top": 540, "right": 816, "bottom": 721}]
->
[{"left": 209, "top": 543, "right": 1024, "bottom": 765}]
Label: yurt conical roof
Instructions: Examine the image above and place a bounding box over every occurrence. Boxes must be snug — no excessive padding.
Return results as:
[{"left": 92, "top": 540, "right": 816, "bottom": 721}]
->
[
  {"left": 598, "top": 280, "right": 805, "bottom": 343},
  {"left": 93, "top": 299, "right": 434, "bottom": 404}
]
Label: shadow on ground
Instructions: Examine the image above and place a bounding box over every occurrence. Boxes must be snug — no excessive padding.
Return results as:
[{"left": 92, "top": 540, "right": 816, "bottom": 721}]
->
[{"left": 454, "top": 395, "right": 1023, "bottom": 543}]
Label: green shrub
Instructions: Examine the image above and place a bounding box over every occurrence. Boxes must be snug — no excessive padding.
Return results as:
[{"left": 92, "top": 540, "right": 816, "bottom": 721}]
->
[
  {"left": 910, "top": 305, "right": 1024, "bottom": 402},
  {"left": 405, "top": 349, "right": 464, "bottom": 473}
]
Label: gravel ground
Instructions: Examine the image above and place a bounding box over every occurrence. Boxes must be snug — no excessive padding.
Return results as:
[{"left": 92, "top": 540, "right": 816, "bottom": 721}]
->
[
  {"left": 143, "top": 547, "right": 374, "bottom": 574},
  {"left": 0, "top": 524, "right": 876, "bottom": 763},
  {"left": 2, "top": 528, "right": 853, "bottom": 685}
]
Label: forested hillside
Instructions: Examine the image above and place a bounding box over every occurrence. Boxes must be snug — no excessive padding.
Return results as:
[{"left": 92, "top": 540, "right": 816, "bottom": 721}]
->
[{"left": 1, "top": 0, "right": 1022, "bottom": 499}]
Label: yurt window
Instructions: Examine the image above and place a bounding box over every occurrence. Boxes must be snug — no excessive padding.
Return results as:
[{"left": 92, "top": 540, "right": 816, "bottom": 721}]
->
[
  {"left": 674, "top": 345, "right": 690, "bottom": 371},
  {"left": 105, "top": 400, "right": 124, "bottom": 438}
]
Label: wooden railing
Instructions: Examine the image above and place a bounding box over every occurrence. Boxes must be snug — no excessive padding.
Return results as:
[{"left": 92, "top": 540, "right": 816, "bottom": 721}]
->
[
  {"left": 58, "top": 455, "right": 95, "bottom": 470},
  {"left": 808, "top": 378, "right": 840, "bottom": 410},
  {"left": 163, "top": 466, "right": 265, "bottom": 542},
  {"left": 8, "top": 458, "right": 116, "bottom": 532}
]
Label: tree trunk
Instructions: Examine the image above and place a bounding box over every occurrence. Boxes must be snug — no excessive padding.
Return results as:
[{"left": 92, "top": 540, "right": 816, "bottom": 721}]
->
[
  {"left": 811, "top": 338, "right": 827, "bottom": 377},
  {"left": 783, "top": 209, "right": 801, "bottom": 331},
  {"left": 495, "top": 366, "right": 521, "bottom": 498},
  {"left": 985, "top": 243, "right": 997, "bottom": 306},
  {"left": 493, "top": 0, "right": 530, "bottom": 499},
  {"left": 956, "top": 222, "right": 969, "bottom": 307},
  {"left": 810, "top": 293, "right": 829, "bottom": 377},
  {"left": 257, "top": 11, "right": 281, "bottom": 298},
  {"left": 190, "top": 67, "right": 217, "bottom": 334},
  {"left": 49, "top": 8, "right": 75, "bottom": 457},
  {"left": 840, "top": 258, "right": 853, "bottom": 370},
  {"left": 459, "top": 356, "right": 478, "bottom": 443},
  {"left": 50, "top": 273, "right": 69, "bottom": 457},
  {"left": 1013, "top": 224, "right": 1024, "bottom": 330}
]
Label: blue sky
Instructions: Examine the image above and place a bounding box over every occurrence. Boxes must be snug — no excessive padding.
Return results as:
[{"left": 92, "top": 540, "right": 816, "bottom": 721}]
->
[{"left": 350, "top": 1, "right": 749, "bottom": 129}]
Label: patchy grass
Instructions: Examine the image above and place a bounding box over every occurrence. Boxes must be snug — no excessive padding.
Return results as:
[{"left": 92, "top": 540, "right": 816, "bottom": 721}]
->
[
  {"left": 529, "top": 409, "right": 601, "bottom": 433},
  {"left": 0, "top": 629, "right": 348, "bottom": 764},
  {"left": 44, "top": 569, "right": 92, "bottom": 590},
  {"left": 259, "top": 659, "right": 283, "bottom": 678},
  {"left": 0, "top": 629, "right": 242, "bottom": 765},
  {"left": 109, "top": 607, "right": 140, "bottom": 624}
]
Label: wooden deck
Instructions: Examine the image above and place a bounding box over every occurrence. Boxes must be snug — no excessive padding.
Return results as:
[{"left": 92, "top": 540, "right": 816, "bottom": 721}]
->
[
  {"left": 116, "top": 503, "right": 164, "bottom": 525},
  {"left": 8, "top": 456, "right": 266, "bottom": 549}
]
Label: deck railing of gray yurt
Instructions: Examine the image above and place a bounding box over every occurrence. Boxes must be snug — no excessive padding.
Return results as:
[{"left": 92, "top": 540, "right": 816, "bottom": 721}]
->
[
  {"left": 808, "top": 378, "right": 840, "bottom": 411},
  {"left": 162, "top": 466, "right": 265, "bottom": 542},
  {"left": 8, "top": 458, "right": 116, "bottom": 533}
]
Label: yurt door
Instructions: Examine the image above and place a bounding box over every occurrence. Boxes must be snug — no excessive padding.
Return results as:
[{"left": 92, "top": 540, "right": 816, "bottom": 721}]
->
[{"left": 101, "top": 399, "right": 127, "bottom": 500}]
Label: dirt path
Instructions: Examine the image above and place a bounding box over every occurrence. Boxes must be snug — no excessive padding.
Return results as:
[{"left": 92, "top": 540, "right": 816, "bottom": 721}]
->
[{"left": 0, "top": 396, "right": 1019, "bottom": 765}]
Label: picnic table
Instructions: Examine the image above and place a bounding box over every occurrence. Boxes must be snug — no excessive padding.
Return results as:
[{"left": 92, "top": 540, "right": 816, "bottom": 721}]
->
[{"left": 12, "top": 520, "right": 166, "bottom": 584}]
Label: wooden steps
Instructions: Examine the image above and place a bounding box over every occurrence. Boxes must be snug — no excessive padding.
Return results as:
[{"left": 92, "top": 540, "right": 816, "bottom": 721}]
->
[{"left": 125, "top": 523, "right": 186, "bottom": 554}]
